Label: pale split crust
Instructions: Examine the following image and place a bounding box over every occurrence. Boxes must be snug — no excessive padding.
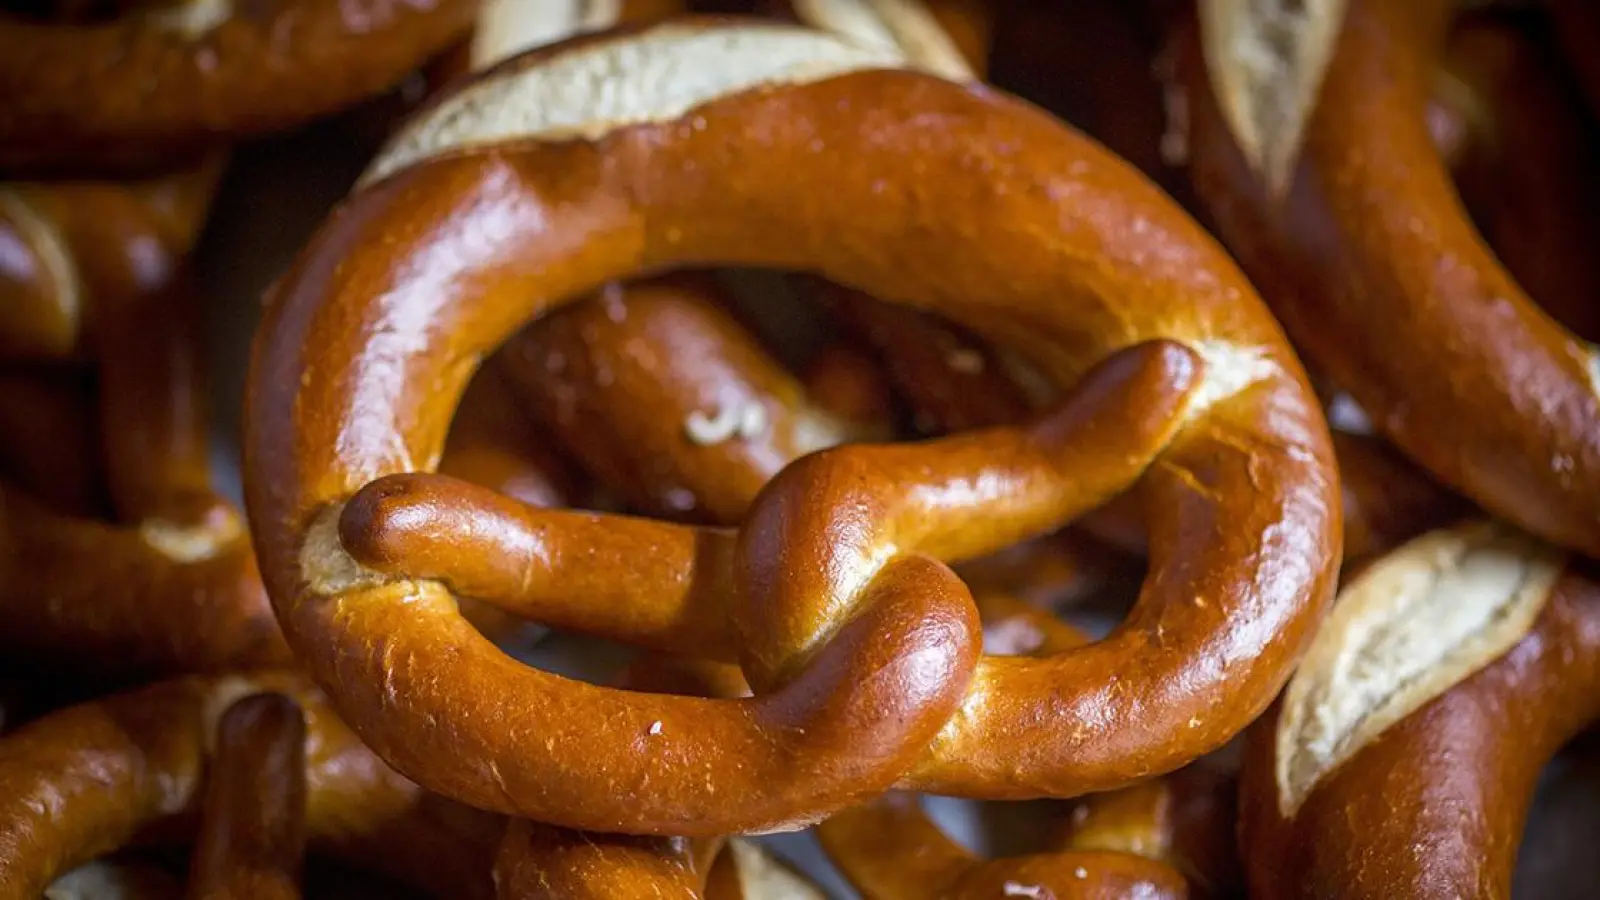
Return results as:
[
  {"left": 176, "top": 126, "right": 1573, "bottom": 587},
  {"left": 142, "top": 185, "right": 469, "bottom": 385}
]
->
[
  {"left": 469, "top": 0, "right": 625, "bottom": 72},
  {"left": 1198, "top": 0, "right": 1348, "bottom": 197},
  {"left": 145, "top": 0, "right": 233, "bottom": 39},
  {"left": 790, "top": 0, "right": 974, "bottom": 81},
  {"left": 1275, "top": 520, "right": 1565, "bottom": 816},
  {"left": 361, "top": 23, "right": 912, "bottom": 187}
]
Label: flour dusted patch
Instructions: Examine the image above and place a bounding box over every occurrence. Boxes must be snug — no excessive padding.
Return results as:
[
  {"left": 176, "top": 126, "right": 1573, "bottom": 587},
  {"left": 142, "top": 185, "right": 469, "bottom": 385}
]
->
[
  {"left": 1275, "top": 520, "right": 1563, "bottom": 815},
  {"left": 363, "top": 23, "right": 908, "bottom": 187}
]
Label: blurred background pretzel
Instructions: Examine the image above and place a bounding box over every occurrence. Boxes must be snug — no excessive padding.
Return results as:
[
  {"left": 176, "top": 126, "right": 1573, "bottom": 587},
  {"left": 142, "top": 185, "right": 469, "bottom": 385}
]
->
[
  {"left": 0, "top": 671, "right": 501, "bottom": 900},
  {"left": 248, "top": 19, "right": 1339, "bottom": 833},
  {"left": 187, "top": 692, "right": 307, "bottom": 900},
  {"left": 1239, "top": 522, "right": 1596, "bottom": 899},
  {"left": 1177, "top": 0, "right": 1600, "bottom": 558},
  {"left": 0, "top": 0, "right": 479, "bottom": 172}
]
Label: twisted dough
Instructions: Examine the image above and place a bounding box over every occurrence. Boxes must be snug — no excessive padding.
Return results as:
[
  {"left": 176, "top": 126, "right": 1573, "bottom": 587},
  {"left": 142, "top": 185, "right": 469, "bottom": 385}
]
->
[{"left": 248, "top": 20, "right": 1337, "bottom": 833}]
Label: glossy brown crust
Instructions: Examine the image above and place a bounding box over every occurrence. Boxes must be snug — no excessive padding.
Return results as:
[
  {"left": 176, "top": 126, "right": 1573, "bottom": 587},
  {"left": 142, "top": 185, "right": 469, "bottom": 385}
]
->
[
  {"left": 492, "top": 657, "right": 737, "bottom": 899},
  {"left": 819, "top": 792, "right": 1189, "bottom": 899},
  {"left": 0, "top": 673, "right": 499, "bottom": 900},
  {"left": 499, "top": 275, "right": 862, "bottom": 523},
  {"left": 0, "top": 0, "right": 477, "bottom": 171},
  {"left": 1239, "top": 564, "right": 1600, "bottom": 899},
  {"left": 1061, "top": 764, "right": 1242, "bottom": 899},
  {"left": 1432, "top": 14, "right": 1600, "bottom": 343},
  {"left": 188, "top": 694, "right": 307, "bottom": 900},
  {"left": 1180, "top": 0, "right": 1600, "bottom": 556},
  {"left": 246, "top": 26, "right": 1338, "bottom": 832}
]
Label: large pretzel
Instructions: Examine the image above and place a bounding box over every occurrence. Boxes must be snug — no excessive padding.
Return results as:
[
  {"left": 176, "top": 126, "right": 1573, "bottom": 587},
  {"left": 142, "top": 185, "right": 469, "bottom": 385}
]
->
[
  {"left": 0, "top": 0, "right": 478, "bottom": 171},
  {"left": 1179, "top": 0, "right": 1600, "bottom": 556},
  {"left": 0, "top": 672, "right": 501, "bottom": 899},
  {"left": 246, "top": 20, "right": 1338, "bottom": 833},
  {"left": 1238, "top": 521, "right": 1592, "bottom": 898}
]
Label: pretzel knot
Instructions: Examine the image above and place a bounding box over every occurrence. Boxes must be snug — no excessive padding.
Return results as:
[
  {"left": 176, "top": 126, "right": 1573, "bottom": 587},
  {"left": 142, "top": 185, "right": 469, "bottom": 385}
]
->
[{"left": 247, "top": 20, "right": 1340, "bottom": 835}]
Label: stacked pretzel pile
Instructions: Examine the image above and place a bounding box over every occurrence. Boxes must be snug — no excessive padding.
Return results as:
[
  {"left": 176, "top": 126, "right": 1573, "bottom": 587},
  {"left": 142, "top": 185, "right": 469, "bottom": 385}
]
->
[{"left": 2, "top": 0, "right": 1598, "bottom": 896}]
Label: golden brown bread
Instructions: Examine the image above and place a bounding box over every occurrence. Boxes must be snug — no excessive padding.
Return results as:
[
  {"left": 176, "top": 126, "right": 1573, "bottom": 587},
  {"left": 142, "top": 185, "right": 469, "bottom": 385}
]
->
[
  {"left": 1178, "top": 0, "right": 1600, "bottom": 557},
  {"left": 247, "top": 20, "right": 1336, "bottom": 834}
]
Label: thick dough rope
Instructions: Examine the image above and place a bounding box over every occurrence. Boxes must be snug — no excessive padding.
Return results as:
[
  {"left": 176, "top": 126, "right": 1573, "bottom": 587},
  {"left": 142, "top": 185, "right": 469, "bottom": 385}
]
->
[
  {"left": 493, "top": 656, "right": 823, "bottom": 899},
  {"left": 247, "top": 20, "right": 1338, "bottom": 833},
  {"left": 1238, "top": 520, "right": 1593, "bottom": 898},
  {"left": 1179, "top": 0, "right": 1600, "bottom": 556},
  {"left": 186, "top": 693, "right": 307, "bottom": 900},
  {"left": 0, "top": 0, "right": 478, "bottom": 170},
  {"left": 0, "top": 672, "right": 502, "bottom": 900}
]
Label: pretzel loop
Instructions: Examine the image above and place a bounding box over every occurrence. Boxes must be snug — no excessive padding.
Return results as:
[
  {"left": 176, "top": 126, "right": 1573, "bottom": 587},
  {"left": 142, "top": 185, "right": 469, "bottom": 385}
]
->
[{"left": 247, "top": 21, "right": 1339, "bottom": 832}]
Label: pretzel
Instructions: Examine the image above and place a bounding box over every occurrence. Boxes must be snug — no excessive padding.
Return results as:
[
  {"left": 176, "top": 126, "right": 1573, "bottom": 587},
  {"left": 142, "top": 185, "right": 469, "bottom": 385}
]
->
[
  {"left": 246, "top": 19, "right": 1338, "bottom": 833},
  {"left": 1178, "top": 0, "right": 1600, "bottom": 556},
  {"left": 1237, "top": 521, "right": 1592, "bottom": 898},
  {"left": 0, "top": 0, "right": 478, "bottom": 171},
  {"left": 1428, "top": 12, "right": 1600, "bottom": 342},
  {"left": 187, "top": 693, "right": 307, "bottom": 900},
  {"left": 0, "top": 672, "right": 501, "bottom": 899},
  {"left": 1059, "top": 763, "right": 1241, "bottom": 899},
  {"left": 818, "top": 602, "right": 1190, "bottom": 899}
]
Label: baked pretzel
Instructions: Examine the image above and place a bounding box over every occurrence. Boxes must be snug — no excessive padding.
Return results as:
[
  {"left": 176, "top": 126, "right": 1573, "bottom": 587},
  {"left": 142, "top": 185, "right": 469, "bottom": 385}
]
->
[
  {"left": 247, "top": 20, "right": 1338, "bottom": 832},
  {"left": 0, "top": 672, "right": 501, "bottom": 899},
  {"left": 818, "top": 602, "right": 1189, "bottom": 899},
  {"left": 187, "top": 693, "right": 307, "bottom": 900},
  {"left": 1238, "top": 521, "right": 1593, "bottom": 898},
  {"left": 0, "top": 0, "right": 478, "bottom": 171},
  {"left": 1179, "top": 0, "right": 1600, "bottom": 556},
  {"left": 1429, "top": 11, "right": 1600, "bottom": 343}
]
